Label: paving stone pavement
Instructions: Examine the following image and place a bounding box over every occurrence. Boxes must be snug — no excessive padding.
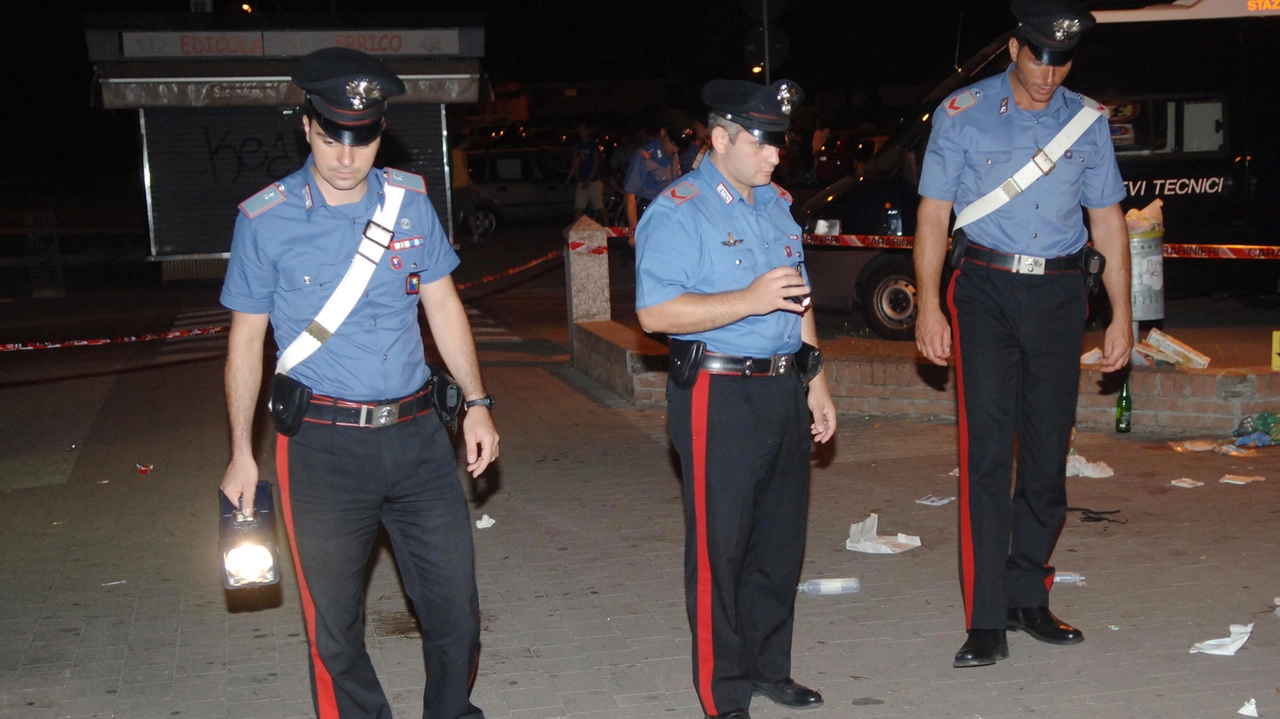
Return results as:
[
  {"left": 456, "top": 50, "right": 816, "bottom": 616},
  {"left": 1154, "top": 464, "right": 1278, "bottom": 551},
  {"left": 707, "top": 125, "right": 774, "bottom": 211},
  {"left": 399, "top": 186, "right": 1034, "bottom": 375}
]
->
[{"left": 2, "top": 353, "right": 1280, "bottom": 719}]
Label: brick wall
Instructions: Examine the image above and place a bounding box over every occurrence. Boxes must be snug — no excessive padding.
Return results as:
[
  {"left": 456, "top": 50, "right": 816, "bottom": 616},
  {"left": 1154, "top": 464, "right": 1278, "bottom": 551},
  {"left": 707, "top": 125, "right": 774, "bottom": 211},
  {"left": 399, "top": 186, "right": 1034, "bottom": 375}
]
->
[{"left": 571, "top": 320, "right": 1279, "bottom": 432}]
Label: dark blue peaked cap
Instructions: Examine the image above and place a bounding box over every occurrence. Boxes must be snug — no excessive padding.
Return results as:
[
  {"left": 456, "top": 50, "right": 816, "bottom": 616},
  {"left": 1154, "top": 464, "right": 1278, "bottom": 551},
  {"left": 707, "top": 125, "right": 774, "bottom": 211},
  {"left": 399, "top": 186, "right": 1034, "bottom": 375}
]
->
[
  {"left": 292, "top": 47, "right": 407, "bottom": 146},
  {"left": 701, "top": 78, "right": 804, "bottom": 148},
  {"left": 1011, "top": 0, "right": 1096, "bottom": 66}
]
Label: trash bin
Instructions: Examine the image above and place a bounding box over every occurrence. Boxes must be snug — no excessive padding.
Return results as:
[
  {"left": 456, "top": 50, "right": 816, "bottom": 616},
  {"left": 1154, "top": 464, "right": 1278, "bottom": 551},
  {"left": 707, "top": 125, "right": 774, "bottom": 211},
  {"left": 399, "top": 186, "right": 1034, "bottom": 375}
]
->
[{"left": 1128, "top": 228, "right": 1164, "bottom": 322}]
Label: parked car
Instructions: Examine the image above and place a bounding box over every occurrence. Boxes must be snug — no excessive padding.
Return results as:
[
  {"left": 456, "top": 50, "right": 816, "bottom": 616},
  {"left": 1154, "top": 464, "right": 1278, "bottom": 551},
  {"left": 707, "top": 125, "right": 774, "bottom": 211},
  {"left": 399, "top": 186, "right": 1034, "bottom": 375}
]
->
[{"left": 466, "top": 146, "right": 576, "bottom": 235}]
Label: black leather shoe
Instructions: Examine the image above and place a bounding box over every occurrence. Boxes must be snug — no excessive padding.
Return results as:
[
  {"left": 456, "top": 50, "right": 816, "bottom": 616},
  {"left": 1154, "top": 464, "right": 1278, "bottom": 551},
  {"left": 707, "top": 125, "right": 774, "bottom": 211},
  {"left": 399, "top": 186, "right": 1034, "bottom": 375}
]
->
[
  {"left": 953, "top": 629, "right": 1009, "bottom": 667},
  {"left": 707, "top": 711, "right": 750, "bottom": 719},
  {"left": 1007, "top": 606, "right": 1084, "bottom": 645},
  {"left": 751, "top": 678, "right": 824, "bottom": 708}
]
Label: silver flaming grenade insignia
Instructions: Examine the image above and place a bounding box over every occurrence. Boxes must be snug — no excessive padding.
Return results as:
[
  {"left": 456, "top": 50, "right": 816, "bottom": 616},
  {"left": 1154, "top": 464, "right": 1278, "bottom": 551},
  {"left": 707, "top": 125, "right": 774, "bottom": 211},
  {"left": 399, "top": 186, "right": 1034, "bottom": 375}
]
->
[
  {"left": 776, "top": 83, "right": 800, "bottom": 116},
  {"left": 346, "top": 79, "right": 385, "bottom": 110},
  {"left": 1052, "top": 18, "right": 1082, "bottom": 41}
]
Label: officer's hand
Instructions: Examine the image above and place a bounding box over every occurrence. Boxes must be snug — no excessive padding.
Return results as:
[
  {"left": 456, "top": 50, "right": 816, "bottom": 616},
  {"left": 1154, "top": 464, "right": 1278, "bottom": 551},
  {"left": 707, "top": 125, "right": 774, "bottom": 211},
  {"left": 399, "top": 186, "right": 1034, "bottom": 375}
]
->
[
  {"left": 220, "top": 454, "right": 259, "bottom": 518},
  {"left": 915, "top": 305, "right": 952, "bottom": 366},
  {"left": 463, "top": 407, "right": 500, "bottom": 478},
  {"left": 807, "top": 378, "right": 838, "bottom": 444},
  {"left": 1101, "top": 319, "right": 1133, "bottom": 373},
  {"left": 745, "top": 266, "right": 810, "bottom": 316}
]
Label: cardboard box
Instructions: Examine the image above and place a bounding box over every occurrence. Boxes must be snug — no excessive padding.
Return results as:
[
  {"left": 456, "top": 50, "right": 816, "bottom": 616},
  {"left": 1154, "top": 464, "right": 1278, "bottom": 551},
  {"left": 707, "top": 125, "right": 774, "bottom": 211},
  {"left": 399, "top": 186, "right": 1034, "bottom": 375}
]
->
[{"left": 1145, "top": 328, "right": 1211, "bottom": 369}]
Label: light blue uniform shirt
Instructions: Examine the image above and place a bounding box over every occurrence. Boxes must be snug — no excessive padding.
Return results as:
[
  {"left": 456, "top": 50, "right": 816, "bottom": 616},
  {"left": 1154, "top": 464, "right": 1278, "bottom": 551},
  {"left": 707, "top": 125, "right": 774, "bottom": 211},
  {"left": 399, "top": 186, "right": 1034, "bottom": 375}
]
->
[
  {"left": 220, "top": 156, "right": 459, "bottom": 401},
  {"left": 919, "top": 66, "right": 1127, "bottom": 257},
  {"left": 624, "top": 138, "right": 680, "bottom": 201},
  {"left": 635, "top": 157, "right": 806, "bottom": 357}
]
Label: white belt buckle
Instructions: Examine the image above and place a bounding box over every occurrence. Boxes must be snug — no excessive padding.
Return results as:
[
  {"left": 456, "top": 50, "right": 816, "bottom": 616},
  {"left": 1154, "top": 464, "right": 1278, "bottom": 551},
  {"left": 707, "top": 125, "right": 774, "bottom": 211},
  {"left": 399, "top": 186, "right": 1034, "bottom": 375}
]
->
[{"left": 1013, "top": 255, "right": 1046, "bottom": 275}]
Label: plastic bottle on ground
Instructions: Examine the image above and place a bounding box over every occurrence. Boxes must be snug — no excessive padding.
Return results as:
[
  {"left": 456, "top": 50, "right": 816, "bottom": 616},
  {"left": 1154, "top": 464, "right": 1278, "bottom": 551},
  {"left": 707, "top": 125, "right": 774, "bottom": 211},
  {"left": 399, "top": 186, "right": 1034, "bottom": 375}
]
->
[{"left": 798, "top": 578, "right": 860, "bottom": 595}]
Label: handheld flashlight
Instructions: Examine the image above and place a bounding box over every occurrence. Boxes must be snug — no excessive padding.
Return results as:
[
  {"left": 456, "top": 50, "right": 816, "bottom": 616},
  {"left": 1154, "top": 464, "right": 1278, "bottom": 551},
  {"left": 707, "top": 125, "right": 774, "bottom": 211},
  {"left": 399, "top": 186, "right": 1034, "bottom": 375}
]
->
[{"left": 219, "top": 481, "right": 281, "bottom": 590}]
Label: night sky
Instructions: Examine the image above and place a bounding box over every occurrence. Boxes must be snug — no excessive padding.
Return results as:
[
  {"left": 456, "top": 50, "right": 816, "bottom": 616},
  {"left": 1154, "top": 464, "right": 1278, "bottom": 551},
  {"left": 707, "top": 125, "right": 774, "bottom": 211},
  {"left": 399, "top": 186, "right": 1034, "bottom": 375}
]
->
[{"left": 10, "top": 0, "right": 1144, "bottom": 178}]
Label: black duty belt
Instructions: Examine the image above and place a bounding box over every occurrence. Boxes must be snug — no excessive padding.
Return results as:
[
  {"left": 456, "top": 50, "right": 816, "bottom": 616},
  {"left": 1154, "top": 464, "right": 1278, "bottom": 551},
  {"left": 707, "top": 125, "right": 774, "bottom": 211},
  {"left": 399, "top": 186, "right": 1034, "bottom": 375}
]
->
[
  {"left": 700, "top": 351, "right": 798, "bottom": 377},
  {"left": 964, "top": 243, "right": 1082, "bottom": 275},
  {"left": 304, "top": 380, "right": 435, "bottom": 428}
]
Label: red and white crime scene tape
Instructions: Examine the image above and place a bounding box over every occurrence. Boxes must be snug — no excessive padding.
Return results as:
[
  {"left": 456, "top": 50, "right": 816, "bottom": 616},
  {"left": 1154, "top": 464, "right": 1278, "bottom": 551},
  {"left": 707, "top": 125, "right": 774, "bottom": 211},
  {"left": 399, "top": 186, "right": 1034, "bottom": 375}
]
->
[
  {"left": 2, "top": 250, "right": 564, "bottom": 352},
  {"left": 1, "top": 326, "right": 227, "bottom": 352},
  {"left": 802, "top": 233, "right": 1280, "bottom": 259}
]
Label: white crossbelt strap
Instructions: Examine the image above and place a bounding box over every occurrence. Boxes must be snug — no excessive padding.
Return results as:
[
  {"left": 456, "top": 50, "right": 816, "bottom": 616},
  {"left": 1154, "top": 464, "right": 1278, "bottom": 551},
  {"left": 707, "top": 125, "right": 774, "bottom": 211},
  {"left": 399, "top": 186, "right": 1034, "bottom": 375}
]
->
[
  {"left": 952, "top": 98, "right": 1108, "bottom": 231},
  {"left": 276, "top": 184, "right": 406, "bottom": 375}
]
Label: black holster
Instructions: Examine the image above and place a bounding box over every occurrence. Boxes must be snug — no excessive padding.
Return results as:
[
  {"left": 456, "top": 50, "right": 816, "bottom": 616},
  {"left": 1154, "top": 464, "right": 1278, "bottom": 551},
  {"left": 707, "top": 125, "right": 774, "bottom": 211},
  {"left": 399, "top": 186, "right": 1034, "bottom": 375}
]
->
[
  {"left": 429, "top": 365, "right": 463, "bottom": 431},
  {"left": 1081, "top": 244, "right": 1106, "bottom": 296},
  {"left": 795, "top": 342, "right": 824, "bottom": 387},
  {"left": 668, "top": 338, "right": 706, "bottom": 390},
  {"left": 270, "top": 373, "right": 312, "bottom": 437},
  {"left": 947, "top": 227, "right": 971, "bottom": 269}
]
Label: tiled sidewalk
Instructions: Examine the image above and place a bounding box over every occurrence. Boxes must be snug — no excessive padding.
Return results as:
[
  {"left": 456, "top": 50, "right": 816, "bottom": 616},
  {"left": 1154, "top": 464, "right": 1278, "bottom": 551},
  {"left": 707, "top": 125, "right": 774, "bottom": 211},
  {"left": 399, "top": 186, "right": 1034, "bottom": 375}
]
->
[{"left": 2, "top": 355, "right": 1279, "bottom": 719}]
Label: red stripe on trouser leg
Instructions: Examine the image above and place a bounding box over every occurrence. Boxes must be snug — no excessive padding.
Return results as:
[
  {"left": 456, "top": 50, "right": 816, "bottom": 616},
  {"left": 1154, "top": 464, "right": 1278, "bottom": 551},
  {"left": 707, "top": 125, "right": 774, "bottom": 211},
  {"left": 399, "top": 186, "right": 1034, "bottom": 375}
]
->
[
  {"left": 947, "top": 271, "right": 977, "bottom": 632},
  {"left": 1045, "top": 568, "right": 1055, "bottom": 594},
  {"left": 691, "top": 372, "right": 718, "bottom": 717},
  {"left": 277, "top": 433, "right": 340, "bottom": 719}
]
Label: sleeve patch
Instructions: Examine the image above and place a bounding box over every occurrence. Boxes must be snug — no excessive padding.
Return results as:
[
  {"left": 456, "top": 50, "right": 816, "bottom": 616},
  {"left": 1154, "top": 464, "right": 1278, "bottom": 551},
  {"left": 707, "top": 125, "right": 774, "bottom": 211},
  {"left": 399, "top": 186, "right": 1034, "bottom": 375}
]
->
[
  {"left": 945, "top": 89, "right": 978, "bottom": 118},
  {"left": 239, "top": 183, "right": 286, "bottom": 219},
  {"left": 772, "top": 183, "right": 793, "bottom": 204},
  {"left": 666, "top": 182, "right": 699, "bottom": 205},
  {"left": 385, "top": 168, "right": 427, "bottom": 194}
]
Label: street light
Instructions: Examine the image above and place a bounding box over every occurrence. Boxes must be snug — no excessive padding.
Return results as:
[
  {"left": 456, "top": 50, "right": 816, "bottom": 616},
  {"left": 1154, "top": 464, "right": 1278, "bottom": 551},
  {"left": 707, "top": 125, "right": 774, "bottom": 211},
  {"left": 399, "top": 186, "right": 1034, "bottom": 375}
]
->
[
  {"left": 752, "top": 66, "right": 763, "bottom": 74},
  {"left": 241, "top": 3, "right": 252, "bottom": 12}
]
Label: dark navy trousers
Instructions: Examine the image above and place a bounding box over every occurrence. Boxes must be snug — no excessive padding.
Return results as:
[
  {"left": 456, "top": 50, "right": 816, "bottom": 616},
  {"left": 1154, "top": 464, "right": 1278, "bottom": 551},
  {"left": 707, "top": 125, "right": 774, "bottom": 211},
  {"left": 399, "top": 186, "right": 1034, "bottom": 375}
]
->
[
  {"left": 277, "top": 412, "right": 483, "bottom": 719},
  {"left": 667, "top": 371, "right": 811, "bottom": 717},
  {"left": 947, "top": 260, "right": 1087, "bottom": 630}
]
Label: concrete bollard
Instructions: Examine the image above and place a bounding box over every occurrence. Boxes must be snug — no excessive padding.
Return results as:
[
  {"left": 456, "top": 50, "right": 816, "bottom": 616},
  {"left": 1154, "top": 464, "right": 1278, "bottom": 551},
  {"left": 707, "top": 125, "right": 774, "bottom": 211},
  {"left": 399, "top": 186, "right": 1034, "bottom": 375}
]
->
[{"left": 565, "top": 216, "right": 611, "bottom": 354}]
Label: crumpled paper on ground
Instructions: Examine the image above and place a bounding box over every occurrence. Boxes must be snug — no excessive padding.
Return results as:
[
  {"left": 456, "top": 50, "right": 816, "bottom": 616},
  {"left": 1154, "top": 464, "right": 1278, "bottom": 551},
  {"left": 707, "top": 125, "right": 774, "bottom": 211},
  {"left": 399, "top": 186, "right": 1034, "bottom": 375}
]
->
[
  {"left": 846, "top": 513, "right": 921, "bottom": 554},
  {"left": 1190, "top": 623, "right": 1253, "bottom": 655},
  {"left": 1239, "top": 699, "right": 1258, "bottom": 717},
  {"left": 1220, "top": 475, "right": 1266, "bottom": 485},
  {"left": 1171, "top": 478, "right": 1204, "bottom": 488},
  {"left": 1169, "top": 439, "right": 1216, "bottom": 452},
  {"left": 475, "top": 514, "right": 496, "bottom": 529},
  {"left": 1066, "top": 451, "right": 1114, "bottom": 478}
]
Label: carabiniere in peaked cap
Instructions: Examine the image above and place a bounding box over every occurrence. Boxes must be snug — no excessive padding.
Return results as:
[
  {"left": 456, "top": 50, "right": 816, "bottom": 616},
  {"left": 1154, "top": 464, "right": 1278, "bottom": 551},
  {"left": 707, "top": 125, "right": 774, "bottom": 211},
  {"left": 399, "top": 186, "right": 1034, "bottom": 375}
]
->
[
  {"left": 1011, "top": 0, "right": 1096, "bottom": 66},
  {"left": 701, "top": 78, "right": 805, "bottom": 148},
  {"left": 292, "top": 47, "right": 407, "bottom": 146}
]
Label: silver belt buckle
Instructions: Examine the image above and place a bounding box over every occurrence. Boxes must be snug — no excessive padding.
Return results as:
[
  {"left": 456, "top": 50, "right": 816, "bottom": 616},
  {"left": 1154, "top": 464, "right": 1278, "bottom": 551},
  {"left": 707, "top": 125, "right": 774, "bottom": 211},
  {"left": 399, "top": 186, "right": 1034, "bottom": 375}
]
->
[
  {"left": 359, "top": 402, "right": 400, "bottom": 427},
  {"left": 1032, "top": 149, "right": 1055, "bottom": 176},
  {"left": 1013, "top": 254, "right": 1046, "bottom": 275},
  {"left": 770, "top": 355, "right": 791, "bottom": 376}
]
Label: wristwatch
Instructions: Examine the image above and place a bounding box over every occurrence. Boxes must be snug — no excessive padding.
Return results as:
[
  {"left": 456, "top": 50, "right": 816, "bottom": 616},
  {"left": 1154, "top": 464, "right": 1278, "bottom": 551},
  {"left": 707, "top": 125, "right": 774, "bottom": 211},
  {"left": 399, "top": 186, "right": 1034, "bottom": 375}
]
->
[{"left": 464, "top": 395, "right": 495, "bottom": 411}]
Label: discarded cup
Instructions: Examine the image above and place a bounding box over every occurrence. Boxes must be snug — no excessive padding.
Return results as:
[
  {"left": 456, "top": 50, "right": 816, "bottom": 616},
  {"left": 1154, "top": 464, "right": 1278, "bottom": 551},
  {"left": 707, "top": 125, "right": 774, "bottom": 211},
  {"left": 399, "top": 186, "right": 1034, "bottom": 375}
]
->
[
  {"left": 798, "top": 578, "right": 860, "bottom": 595},
  {"left": 136, "top": 463, "right": 153, "bottom": 474}
]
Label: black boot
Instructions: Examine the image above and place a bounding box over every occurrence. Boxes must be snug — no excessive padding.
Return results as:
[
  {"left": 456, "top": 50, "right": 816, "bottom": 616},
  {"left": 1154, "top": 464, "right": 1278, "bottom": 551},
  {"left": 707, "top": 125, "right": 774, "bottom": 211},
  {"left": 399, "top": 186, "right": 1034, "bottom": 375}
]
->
[
  {"left": 953, "top": 629, "right": 1009, "bottom": 668},
  {"left": 1007, "top": 606, "right": 1084, "bottom": 645}
]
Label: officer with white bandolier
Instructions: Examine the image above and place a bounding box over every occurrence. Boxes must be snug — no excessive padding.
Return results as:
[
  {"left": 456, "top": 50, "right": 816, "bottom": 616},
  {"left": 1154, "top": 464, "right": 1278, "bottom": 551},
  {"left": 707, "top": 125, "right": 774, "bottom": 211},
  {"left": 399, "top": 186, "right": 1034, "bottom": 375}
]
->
[
  {"left": 219, "top": 47, "right": 498, "bottom": 718},
  {"left": 636, "top": 79, "right": 836, "bottom": 719},
  {"left": 913, "top": 0, "right": 1132, "bottom": 669}
]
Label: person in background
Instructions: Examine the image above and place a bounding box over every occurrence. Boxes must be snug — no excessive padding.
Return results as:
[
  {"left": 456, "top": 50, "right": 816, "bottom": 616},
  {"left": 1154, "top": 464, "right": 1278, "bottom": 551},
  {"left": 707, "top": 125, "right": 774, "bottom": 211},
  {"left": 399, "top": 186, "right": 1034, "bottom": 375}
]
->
[{"left": 569, "top": 123, "right": 604, "bottom": 221}]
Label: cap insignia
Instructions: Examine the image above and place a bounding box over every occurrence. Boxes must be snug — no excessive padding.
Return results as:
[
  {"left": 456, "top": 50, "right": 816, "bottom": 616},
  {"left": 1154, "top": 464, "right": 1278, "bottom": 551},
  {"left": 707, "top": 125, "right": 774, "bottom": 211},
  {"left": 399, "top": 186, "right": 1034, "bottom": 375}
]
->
[
  {"left": 345, "top": 79, "right": 385, "bottom": 110},
  {"left": 1052, "top": 18, "right": 1082, "bottom": 41},
  {"left": 776, "top": 82, "right": 800, "bottom": 115}
]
